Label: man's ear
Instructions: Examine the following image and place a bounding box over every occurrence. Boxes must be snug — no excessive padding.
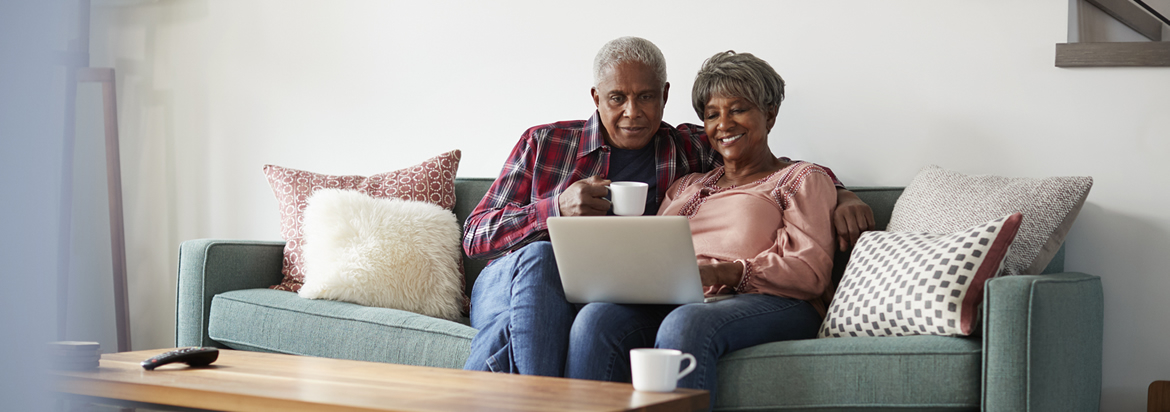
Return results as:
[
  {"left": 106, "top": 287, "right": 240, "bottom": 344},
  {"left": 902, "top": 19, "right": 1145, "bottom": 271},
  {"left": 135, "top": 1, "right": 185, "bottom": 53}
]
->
[
  {"left": 591, "top": 87, "right": 600, "bottom": 108},
  {"left": 662, "top": 82, "right": 670, "bottom": 105},
  {"left": 765, "top": 105, "right": 779, "bottom": 131}
]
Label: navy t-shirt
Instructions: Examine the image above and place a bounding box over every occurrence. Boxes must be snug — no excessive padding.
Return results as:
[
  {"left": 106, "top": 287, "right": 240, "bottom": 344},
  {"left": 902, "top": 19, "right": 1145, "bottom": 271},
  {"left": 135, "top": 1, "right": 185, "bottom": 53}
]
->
[{"left": 607, "top": 144, "right": 658, "bottom": 216}]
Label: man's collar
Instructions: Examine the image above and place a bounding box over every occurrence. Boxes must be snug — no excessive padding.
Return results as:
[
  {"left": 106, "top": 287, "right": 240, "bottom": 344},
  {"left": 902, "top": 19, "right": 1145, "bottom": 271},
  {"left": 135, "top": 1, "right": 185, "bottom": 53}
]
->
[
  {"left": 579, "top": 111, "right": 673, "bottom": 158},
  {"left": 580, "top": 111, "right": 607, "bottom": 158}
]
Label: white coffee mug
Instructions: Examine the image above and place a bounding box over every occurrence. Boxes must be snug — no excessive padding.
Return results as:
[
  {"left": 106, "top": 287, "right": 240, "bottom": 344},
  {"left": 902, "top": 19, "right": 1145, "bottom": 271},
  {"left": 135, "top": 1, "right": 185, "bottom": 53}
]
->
[
  {"left": 630, "top": 348, "right": 696, "bottom": 392},
  {"left": 608, "top": 181, "right": 648, "bottom": 216}
]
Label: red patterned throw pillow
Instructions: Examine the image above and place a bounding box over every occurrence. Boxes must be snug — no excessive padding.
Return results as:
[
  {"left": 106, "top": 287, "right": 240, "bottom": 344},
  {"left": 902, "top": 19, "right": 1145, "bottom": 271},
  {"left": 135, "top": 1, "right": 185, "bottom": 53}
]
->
[{"left": 264, "top": 150, "right": 461, "bottom": 293}]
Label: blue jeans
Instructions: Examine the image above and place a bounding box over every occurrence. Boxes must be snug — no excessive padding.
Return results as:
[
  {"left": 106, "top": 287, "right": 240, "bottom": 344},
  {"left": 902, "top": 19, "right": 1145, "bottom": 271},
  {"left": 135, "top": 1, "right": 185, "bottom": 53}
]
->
[
  {"left": 463, "top": 241, "right": 579, "bottom": 376},
  {"left": 564, "top": 294, "right": 821, "bottom": 409}
]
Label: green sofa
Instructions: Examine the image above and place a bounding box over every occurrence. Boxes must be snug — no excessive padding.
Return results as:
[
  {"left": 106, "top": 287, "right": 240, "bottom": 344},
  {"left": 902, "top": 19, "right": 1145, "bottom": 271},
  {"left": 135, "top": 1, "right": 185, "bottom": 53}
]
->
[{"left": 176, "top": 178, "right": 1103, "bottom": 411}]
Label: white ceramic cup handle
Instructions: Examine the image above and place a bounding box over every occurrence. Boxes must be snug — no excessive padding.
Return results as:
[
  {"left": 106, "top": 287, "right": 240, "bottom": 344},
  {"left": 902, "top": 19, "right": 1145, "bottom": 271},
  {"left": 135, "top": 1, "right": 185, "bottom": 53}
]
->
[{"left": 677, "top": 353, "right": 696, "bottom": 380}]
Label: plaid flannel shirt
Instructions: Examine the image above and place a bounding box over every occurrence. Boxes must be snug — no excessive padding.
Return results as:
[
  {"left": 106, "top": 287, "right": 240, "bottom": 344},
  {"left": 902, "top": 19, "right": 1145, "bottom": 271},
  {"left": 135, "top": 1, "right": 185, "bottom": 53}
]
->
[{"left": 462, "top": 111, "right": 842, "bottom": 260}]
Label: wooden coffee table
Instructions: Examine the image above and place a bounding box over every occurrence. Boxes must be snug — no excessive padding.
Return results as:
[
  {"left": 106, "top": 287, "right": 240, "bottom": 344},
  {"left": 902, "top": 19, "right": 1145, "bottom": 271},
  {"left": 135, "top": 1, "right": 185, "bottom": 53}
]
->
[{"left": 51, "top": 348, "right": 708, "bottom": 412}]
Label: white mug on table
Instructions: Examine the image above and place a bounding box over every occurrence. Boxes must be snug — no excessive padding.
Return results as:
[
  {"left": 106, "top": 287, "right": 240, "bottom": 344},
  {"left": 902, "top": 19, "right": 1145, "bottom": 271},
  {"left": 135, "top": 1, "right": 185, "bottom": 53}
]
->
[{"left": 630, "top": 348, "right": 696, "bottom": 392}]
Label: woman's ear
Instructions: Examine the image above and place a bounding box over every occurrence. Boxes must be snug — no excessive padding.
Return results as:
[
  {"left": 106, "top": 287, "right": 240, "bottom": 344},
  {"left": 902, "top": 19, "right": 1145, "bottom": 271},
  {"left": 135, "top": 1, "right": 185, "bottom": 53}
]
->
[{"left": 765, "top": 105, "right": 779, "bottom": 131}]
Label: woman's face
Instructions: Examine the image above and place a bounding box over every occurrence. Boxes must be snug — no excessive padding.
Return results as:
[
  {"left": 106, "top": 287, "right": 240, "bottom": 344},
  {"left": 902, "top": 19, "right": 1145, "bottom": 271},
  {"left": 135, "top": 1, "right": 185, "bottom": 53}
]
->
[{"left": 702, "top": 94, "right": 777, "bottom": 164}]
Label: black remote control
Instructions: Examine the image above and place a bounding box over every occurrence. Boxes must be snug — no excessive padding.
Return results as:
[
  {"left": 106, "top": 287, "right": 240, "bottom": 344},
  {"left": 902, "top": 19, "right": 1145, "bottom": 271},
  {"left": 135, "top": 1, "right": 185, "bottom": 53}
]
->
[{"left": 141, "top": 347, "right": 219, "bottom": 370}]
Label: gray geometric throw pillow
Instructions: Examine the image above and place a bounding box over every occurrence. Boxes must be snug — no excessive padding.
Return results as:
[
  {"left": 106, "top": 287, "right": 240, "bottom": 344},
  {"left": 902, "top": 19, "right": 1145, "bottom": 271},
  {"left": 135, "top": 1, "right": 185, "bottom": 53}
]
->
[
  {"left": 819, "top": 213, "right": 1022, "bottom": 338},
  {"left": 887, "top": 165, "right": 1092, "bottom": 276}
]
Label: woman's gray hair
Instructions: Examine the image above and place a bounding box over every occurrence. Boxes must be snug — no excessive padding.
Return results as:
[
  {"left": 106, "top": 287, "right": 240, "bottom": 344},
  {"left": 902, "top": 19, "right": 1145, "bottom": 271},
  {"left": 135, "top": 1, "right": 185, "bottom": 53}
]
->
[
  {"left": 691, "top": 51, "right": 785, "bottom": 119},
  {"left": 593, "top": 36, "right": 668, "bottom": 88}
]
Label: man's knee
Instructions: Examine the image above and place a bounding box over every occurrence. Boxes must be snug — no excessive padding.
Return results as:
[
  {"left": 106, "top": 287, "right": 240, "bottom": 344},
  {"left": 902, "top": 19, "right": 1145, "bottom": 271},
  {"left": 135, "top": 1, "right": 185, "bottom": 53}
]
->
[
  {"left": 514, "top": 241, "right": 555, "bottom": 260},
  {"left": 510, "top": 241, "right": 559, "bottom": 285},
  {"left": 572, "top": 304, "right": 615, "bottom": 336},
  {"left": 475, "top": 241, "right": 556, "bottom": 288}
]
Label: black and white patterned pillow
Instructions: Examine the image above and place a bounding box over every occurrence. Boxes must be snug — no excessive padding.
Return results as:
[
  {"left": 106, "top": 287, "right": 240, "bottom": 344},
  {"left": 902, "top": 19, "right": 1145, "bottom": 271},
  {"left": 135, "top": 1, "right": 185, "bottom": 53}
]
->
[{"left": 818, "top": 213, "right": 1022, "bottom": 338}]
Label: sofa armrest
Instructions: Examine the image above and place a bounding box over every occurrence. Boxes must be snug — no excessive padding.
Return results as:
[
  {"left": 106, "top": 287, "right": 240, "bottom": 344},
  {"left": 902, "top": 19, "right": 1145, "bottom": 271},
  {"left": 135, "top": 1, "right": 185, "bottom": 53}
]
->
[
  {"left": 176, "top": 239, "right": 286, "bottom": 348},
  {"left": 981, "top": 272, "right": 1103, "bottom": 412}
]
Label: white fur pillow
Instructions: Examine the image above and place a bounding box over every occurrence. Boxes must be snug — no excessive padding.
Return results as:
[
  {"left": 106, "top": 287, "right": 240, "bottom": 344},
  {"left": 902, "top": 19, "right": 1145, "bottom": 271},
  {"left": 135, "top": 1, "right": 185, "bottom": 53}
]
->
[{"left": 298, "top": 188, "right": 464, "bottom": 320}]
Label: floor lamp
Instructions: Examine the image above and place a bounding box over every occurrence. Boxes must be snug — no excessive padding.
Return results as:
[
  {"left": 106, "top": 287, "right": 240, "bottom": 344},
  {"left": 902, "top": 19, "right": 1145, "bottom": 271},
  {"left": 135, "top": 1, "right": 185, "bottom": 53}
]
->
[{"left": 59, "top": 0, "right": 131, "bottom": 353}]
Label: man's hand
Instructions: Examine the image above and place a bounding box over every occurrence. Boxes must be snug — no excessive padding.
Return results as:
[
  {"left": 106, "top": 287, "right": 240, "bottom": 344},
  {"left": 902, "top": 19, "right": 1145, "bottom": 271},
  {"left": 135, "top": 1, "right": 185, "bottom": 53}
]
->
[
  {"left": 699, "top": 261, "right": 744, "bottom": 288},
  {"left": 558, "top": 176, "right": 611, "bottom": 216},
  {"left": 833, "top": 188, "right": 875, "bottom": 251}
]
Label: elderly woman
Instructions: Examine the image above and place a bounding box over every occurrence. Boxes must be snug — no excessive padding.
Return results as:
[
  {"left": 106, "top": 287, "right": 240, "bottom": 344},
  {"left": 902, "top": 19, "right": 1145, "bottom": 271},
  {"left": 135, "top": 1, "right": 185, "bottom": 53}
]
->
[{"left": 563, "top": 51, "right": 837, "bottom": 406}]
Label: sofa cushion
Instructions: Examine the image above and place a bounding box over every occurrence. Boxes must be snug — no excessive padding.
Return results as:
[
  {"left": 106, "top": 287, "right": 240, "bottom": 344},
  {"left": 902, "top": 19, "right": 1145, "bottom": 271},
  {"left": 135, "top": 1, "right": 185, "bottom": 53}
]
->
[
  {"left": 887, "top": 165, "right": 1091, "bottom": 276},
  {"left": 264, "top": 150, "right": 462, "bottom": 292},
  {"left": 819, "top": 214, "right": 1023, "bottom": 338},
  {"left": 299, "top": 189, "right": 464, "bottom": 321},
  {"left": 716, "top": 335, "right": 982, "bottom": 411},
  {"left": 208, "top": 288, "right": 475, "bottom": 369}
]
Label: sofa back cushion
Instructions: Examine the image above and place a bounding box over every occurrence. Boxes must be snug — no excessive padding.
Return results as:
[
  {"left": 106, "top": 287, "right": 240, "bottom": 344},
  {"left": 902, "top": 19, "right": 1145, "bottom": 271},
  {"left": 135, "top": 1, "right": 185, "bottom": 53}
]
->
[
  {"left": 453, "top": 178, "right": 496, "bottom": 295},
  {"left": 450, "top": 181, "right": 1065, "bottom": 299},
  {"left": 830, "top": 187, "right": 905, "bottom": 287}
]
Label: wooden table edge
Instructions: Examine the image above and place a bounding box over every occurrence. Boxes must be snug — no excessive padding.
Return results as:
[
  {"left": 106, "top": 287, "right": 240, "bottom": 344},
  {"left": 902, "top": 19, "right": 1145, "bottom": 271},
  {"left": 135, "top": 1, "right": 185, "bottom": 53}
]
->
[{"left": 49, "top": 349, "right": 709, "bottom": 412}]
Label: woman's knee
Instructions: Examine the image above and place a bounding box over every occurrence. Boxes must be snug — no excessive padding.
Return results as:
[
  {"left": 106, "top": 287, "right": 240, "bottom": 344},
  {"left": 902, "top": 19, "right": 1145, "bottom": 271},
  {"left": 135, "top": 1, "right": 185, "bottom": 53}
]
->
[{"left": 656, "top": 305, "right": 710, "bottom": 349}]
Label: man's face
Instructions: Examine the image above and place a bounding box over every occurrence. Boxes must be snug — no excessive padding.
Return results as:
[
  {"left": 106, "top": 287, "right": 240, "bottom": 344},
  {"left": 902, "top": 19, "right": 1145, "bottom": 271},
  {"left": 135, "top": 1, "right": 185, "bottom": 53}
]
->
[{"left": 591, "top": 61, "right": 669, "bottom": 150}]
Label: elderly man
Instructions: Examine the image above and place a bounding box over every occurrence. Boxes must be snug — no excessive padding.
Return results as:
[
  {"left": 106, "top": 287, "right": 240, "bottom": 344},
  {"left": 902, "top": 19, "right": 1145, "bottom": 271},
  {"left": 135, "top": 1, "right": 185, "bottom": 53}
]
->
[{"left": 462, "top": 37, "right": 873, "bottom": 376}]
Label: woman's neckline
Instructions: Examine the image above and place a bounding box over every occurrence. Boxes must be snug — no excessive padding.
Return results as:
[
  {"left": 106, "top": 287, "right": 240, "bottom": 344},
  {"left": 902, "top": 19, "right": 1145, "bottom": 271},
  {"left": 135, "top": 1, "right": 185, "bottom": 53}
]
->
[
  {"left": 708, "top": 161, "right": 797, "bottom": 191},
  {"left": 713, "top": 159, "right": 795, "bottom": 189}
]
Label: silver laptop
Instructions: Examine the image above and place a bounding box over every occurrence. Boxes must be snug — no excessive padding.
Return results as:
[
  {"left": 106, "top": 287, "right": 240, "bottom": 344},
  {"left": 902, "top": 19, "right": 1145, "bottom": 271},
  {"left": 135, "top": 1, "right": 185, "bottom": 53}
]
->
[{"left": 546, "top": 216, "right": 706, "bottom": 304}]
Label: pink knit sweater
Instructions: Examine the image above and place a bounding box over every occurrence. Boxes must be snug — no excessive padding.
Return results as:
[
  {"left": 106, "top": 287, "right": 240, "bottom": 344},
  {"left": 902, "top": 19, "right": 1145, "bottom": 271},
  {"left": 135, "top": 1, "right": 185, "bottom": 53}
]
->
[{"left": 659, "top": 161, "right": 837, "bottom": 316}]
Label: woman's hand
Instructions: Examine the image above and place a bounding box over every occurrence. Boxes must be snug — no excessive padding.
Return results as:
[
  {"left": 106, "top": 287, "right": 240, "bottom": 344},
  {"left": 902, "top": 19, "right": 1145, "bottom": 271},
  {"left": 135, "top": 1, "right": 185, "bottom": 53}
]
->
[
  {"left": 833, "top": 188, "right": 875, "bottom": 251},
  {"left": 699, "top": 261, "right": 745, "bottom": 288}
]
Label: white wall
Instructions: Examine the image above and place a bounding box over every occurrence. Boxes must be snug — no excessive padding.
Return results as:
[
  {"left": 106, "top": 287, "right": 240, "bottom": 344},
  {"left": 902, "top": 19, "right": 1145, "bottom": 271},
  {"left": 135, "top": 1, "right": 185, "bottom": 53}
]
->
[{"left": 78, "top": 1, "right": 1169, "bottom": 410}]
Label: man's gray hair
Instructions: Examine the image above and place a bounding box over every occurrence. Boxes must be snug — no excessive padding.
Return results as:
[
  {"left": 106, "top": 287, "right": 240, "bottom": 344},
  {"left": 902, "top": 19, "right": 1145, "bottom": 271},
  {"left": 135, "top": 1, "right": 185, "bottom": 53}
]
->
[
  {"left": 691, "top": 51, "right": 785, "bottom": 119},
  {"left": 593, "top": 36, "right": 668, "bottom": 87}
]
